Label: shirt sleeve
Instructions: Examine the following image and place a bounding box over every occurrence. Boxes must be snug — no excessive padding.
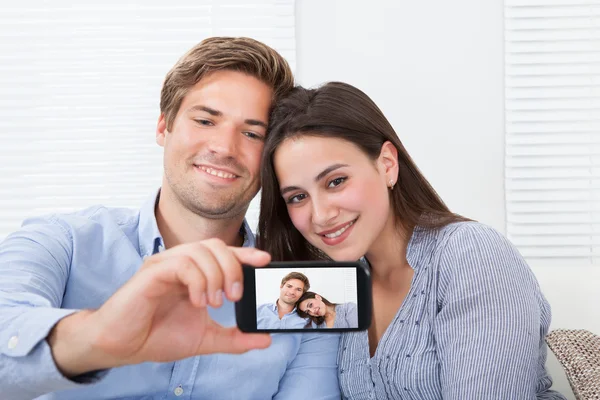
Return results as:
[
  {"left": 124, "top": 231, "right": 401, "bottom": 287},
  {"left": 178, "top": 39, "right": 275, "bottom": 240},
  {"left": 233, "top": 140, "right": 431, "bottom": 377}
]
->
[
  {"left": 434, "top": 223, "right": 563, "bottom": 400},
  {"left": 273, "top": 332, "right": 341, "bottom": 400},
  {"left": 0, "top": 215, "right": 102, "bottom": 399}
]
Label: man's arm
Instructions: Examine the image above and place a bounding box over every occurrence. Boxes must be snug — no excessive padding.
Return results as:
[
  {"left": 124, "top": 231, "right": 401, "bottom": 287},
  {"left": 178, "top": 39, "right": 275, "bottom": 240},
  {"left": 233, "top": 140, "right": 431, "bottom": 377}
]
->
[
  {"left": 0, "top": 215, "right": 91, "bottom": 399},
  {"left": 1, "top": 215, "right": 274, "bottom": 399},
  {"left": 273, "top": 332, "right": 341, "bottom": 400}
]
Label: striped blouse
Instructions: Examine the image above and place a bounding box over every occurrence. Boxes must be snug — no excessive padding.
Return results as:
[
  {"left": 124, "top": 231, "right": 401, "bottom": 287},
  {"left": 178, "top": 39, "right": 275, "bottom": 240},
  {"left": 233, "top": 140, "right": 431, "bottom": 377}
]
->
[
  {"left": 338, "top": 222, "right": 565, "bottom": 400},
  {"left": 314, "top": 302, "right": 359, "bottom": 329}
]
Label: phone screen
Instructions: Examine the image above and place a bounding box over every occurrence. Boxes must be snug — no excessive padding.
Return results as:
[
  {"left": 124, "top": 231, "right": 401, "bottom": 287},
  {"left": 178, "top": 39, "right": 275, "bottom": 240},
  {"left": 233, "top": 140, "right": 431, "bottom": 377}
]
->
[{"left": 236, "top": 261, "right": 371, "bottom": 333}]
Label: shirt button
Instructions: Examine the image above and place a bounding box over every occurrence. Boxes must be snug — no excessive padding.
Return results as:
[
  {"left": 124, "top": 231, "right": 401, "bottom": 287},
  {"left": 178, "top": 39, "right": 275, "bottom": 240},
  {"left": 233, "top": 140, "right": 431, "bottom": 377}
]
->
[
  {"left": 174, "top": 386, "right": 184, "bottom": 396},
  {"left": 7, "top": 335, "right": 18, "bottom": 349}
]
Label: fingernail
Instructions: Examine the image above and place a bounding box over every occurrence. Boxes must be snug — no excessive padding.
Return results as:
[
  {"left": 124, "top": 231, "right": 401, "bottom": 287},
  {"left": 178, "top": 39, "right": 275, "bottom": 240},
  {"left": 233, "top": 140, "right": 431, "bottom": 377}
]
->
[
  {"left": 199, "top": 292, "right": 207, "bottom": 307},
  {"left": 231, "top": 282, "right": 242, "bottom": 299},
  {"left": 213, "top": 289, "right": 223, "bottom": 306}
]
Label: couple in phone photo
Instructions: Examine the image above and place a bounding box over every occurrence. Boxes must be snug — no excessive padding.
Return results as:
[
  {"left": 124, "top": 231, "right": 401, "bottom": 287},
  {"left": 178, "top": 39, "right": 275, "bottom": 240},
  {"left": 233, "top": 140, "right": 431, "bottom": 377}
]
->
[
  {"left": 256, "top": 271, "right": 359, "bottom": 330},
  {"left": 0, "top": 36, "right": 565, "bottom": 399}
]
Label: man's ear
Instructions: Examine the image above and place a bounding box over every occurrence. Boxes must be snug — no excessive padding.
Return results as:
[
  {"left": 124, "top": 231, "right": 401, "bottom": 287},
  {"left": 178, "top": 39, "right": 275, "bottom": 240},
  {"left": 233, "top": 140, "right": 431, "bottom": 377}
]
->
[
  {"left": 156, "top": 113, "right": 168, "bottom": 147},
  {"left": 377, "top": 141, "right": 399, "bottom": 187}
]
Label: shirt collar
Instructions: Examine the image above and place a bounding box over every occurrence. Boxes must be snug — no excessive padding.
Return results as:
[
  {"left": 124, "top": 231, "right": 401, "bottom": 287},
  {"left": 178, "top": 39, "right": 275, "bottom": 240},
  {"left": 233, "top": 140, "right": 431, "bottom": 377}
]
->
[
  {"left": 138, "top": 188, "right": 164, "bottom": 258},
  {"left": 138, "top": 188, "right": 256, "bottom": 257},
  {"left": 271, "top": 299, "right": 297, "bottom": 314}
]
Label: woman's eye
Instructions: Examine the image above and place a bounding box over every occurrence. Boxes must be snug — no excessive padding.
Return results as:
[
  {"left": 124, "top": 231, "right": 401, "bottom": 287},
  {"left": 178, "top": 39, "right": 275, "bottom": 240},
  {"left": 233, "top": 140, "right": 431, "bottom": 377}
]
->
[
  {"left": 286, "top": 193, "right": 306, "bottom": 204},
  {"left": 328, "top": 177, "right": 347, "bottom": 188},
  {"left": 194, "top": 119, "right": 214, "bottom": 126}
]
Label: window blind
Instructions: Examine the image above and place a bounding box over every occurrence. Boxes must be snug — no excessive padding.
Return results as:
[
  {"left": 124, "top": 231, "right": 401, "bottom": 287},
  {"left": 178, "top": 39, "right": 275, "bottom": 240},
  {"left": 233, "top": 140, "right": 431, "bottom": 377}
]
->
[
  {"left": 0, "top": 0, "right": 296, "bottom": 240},
  {"left": 505, "top": 0, "right": 600, "bottom": 265}
]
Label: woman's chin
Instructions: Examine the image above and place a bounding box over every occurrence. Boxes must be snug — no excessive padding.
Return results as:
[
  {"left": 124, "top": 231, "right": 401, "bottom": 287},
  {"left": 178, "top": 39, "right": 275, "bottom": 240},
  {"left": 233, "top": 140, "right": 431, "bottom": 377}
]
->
[{"left": 324, "top": 249, "right": 364, "bottom": 262}]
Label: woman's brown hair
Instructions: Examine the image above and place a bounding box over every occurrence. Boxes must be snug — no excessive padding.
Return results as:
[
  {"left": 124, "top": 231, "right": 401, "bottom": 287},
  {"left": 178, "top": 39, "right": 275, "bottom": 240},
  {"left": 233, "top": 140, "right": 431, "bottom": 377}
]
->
[{"left": 257, "top": 82, "right": 468, "bottom": 261}]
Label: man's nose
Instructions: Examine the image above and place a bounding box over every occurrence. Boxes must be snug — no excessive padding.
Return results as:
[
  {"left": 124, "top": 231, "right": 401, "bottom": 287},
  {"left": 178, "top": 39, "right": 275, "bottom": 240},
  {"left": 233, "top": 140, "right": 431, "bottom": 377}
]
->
[{"left": 206, "top": 124, "right": 239, "bottom": 157}]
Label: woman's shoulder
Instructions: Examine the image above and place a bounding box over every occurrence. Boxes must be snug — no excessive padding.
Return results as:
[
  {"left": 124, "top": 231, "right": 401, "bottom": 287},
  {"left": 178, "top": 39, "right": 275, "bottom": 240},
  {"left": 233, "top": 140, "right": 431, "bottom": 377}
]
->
[
  {"left": 336, "top": 302, "right": 357, "bottom": 313},
  {"left": 422, "top": 221, "right": 512, "bottom": 253},
  {"left": 429, "top": 221, "right": 538, "bottom": 285}
]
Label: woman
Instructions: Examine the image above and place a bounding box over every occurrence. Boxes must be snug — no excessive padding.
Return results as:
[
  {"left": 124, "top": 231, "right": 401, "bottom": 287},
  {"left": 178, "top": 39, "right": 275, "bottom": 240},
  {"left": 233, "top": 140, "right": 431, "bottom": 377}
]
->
[
  {"left": 296, "top": 291, "right": 358, "bottom": 329},
  {"left": 257, "top": 82, "right": 564, "bottom": 399}
]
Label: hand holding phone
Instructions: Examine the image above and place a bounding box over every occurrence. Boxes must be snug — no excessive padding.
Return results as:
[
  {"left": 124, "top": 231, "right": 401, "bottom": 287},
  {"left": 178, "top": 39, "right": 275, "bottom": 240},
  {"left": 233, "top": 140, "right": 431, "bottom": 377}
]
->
[{"left": 235, "top": 261, "right": 372, "bottom": 333}]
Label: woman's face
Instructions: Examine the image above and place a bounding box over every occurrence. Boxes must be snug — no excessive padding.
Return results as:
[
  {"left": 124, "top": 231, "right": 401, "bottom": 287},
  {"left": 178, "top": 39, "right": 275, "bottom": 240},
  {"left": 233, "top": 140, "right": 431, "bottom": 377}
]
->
[
  {"left": 274, "top": 135, "right": 397, "bottom": 261},
  {"left": 299, "top": 295, "right": 326, "bottom": 317}
]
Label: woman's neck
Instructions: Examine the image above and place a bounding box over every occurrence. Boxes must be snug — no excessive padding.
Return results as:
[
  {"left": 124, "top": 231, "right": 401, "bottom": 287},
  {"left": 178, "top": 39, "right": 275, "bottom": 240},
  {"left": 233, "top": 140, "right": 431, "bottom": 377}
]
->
[
  {"left": 365, "top": 215, "right": 414, "bottom": 286},
  {"left": 324, "top": 304, "right": 336, "bottom": 322}
]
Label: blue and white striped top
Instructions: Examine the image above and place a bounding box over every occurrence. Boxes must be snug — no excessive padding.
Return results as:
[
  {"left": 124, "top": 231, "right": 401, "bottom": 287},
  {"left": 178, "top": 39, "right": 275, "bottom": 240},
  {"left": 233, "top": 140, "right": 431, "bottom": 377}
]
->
[
  {"left": 338, "top": 221, "right": 565, "bottom": 400},
  {"left": 313, "top": 302, "right": 359, "bottom": 329}
]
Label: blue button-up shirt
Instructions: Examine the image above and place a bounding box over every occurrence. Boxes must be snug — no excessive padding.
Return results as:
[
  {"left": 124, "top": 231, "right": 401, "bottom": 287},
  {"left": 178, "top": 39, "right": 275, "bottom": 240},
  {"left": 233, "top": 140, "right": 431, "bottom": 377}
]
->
[
  {"left": 0, "top": 191, "right": 340, "bottom": 400},
  {"left": 256, "top": 302, "right": 308, "bottom": 329}
]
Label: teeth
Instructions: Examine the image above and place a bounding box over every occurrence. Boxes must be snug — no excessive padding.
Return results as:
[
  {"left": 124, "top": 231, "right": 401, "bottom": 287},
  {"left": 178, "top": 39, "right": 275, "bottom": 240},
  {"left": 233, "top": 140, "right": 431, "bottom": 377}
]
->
[
  {"left": 200, "top": 166, "right": 236, "bottom": 179},
  {"left": 324, "top": 220, "right": 354, "bottom": 239}
]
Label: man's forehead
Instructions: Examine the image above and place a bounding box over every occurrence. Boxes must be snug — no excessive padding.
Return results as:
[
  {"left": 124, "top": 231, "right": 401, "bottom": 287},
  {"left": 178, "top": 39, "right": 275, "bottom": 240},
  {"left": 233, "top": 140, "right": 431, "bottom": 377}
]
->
[
  {"left": 179, "top": 70, "right": 272, "bottom": 120},
  {"left": 283, "top": 278, "right": 304, "bottom": 288}
]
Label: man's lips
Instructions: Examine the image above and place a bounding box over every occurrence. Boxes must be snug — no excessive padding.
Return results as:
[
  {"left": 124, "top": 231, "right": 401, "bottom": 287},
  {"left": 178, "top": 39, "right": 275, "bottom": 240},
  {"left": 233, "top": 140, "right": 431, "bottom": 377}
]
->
[{"left": 194, "top": 164, "right": 239, "bottom": 179}]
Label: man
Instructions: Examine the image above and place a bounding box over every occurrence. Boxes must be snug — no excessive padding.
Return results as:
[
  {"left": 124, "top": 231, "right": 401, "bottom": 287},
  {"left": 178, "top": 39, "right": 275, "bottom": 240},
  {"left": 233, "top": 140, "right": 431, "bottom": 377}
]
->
[
  {"left": 257, "top": 272, "right": 310, "bottom": 329},
  {"left": 0, "top": 37, "right": 340, "bottom": 399}
]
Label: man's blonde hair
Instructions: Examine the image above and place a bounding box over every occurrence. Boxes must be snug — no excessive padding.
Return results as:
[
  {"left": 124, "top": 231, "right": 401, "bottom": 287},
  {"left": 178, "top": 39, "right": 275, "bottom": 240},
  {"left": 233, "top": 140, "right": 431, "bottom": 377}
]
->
[{"left": 160, "top": 37, "right": 294, "bottom": 130}]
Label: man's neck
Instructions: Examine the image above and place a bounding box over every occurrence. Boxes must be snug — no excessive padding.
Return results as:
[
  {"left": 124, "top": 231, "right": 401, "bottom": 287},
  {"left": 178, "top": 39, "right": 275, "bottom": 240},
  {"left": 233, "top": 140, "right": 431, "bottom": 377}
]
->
[
  {"left": 276, "top": 299, "right": 295, "bottom": 319},
  {"left": 155, "top": 187, "right": 246, "bottom": 249}
]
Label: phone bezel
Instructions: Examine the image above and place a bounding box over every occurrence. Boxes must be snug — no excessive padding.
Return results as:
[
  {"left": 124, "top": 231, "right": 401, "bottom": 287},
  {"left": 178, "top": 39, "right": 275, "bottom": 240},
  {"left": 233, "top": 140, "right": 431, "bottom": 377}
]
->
[{"left": 235, "top": 261, "right": 372, "bottom": 333}]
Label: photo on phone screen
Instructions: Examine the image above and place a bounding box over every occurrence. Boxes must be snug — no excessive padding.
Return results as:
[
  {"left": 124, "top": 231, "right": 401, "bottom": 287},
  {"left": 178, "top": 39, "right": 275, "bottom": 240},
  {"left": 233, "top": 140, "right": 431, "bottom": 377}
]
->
[{"left": 236, "top": 261, "right": 371, "bottom": 333}]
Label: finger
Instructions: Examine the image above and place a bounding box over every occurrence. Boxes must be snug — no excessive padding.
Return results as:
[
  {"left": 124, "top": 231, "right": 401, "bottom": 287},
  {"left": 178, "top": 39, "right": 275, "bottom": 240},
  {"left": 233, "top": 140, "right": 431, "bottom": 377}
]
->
[
  {"left": 204, "top": 239, "right": 245, "bottom": 302},
  {"left": 141, "top": 256, "right": 206, "bottom": 307},
  {"left": 175, "top": 259, "right": 208, "bottom": 308},
  {"left": 201, "top": 322, "right": 271, "bottom": 354},
  {"left": 230, "top": 247, "right": 271, "bottom": 268},
  {"left": 188, "top": 243, "right": 225, "bottom": 308}
]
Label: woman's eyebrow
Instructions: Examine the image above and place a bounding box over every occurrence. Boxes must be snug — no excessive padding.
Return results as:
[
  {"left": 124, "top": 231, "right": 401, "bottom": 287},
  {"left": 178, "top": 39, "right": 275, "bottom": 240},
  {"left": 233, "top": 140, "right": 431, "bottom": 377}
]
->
[{"left": 280, "top": 163, "right": 349, "bottom": 195}]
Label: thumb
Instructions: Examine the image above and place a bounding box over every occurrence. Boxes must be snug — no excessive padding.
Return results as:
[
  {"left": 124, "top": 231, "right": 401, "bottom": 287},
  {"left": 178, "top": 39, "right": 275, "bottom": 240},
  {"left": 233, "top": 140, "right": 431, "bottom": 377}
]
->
[
  {"left": 202, "top": 322, "right": 272, "bottom": 354},
  {"left": 231, "top": 247, "right": 271, "bottom": 267}
]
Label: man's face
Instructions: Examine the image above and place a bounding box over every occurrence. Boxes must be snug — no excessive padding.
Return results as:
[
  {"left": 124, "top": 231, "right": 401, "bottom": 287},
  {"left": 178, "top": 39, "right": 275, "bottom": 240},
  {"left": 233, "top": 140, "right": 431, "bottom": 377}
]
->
[
  {"left": 279, "top": 278, "right": 305, "bottom": 306},
  {"left": 156, "top": 70, "right": 273, "bottom": 219}
]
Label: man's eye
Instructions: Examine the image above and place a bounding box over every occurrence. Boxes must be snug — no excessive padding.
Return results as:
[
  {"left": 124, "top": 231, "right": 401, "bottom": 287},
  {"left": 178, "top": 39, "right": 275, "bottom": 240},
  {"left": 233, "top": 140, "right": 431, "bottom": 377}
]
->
[
  {"left": 194, "top": 119, "right": 214, "bottom": 126},
  {"left": 286, "top": 193, "right": 306, "bottom": 204},
  {"left": 243, "top": 131, "right": 264, "bottom": 141},
  {"left": 328, "top": 177, "right": 347, "bottom": 188}
]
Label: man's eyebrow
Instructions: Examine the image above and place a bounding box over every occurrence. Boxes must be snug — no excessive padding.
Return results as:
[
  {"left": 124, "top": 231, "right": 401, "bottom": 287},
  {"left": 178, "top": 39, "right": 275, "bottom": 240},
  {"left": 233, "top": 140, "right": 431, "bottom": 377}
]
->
[
  {"left": 187, "top": 106, "right": 267, "bottom": 128},
  {"left": 280, "top": 163, "right": 349, "bottom": 196},
  {"left": 187, "top": 105, "right": 222, "bottom": 116},
  {"left": 245, "top": 119, "right": 268, "bottom": 129}
]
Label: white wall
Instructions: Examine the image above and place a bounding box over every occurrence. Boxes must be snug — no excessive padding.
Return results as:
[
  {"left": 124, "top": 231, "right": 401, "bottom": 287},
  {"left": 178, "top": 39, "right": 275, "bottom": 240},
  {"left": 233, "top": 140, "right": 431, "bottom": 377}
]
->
[
  {"left": 296, "top": 1, "right": 600, "bottom": 397},
  {"left": 256, "top": 267, "right": 357, "bottom": 306}
]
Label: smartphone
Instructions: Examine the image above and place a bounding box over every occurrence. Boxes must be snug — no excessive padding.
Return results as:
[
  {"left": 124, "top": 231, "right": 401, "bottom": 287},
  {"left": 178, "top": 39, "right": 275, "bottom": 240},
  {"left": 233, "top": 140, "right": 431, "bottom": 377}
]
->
[{"left": 235, "top": 261, "right": 372, "bottom": 333}]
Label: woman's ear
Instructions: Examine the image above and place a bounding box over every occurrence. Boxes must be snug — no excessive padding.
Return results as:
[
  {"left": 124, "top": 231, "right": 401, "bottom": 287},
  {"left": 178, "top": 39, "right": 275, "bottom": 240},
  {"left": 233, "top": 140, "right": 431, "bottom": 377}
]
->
[
  {"left": 315, "top": 294, "right": 322, "bottom": 301},
  {"left": 377, "top": 141, "right": 399, "bottom": 187}
]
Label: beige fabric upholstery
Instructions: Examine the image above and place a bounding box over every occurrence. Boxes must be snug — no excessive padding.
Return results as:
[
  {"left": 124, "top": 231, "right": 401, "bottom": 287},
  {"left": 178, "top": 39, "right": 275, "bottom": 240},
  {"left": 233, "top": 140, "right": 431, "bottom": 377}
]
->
[{"left": 546, "top": 329, "right": 600, "bottom": 400}]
